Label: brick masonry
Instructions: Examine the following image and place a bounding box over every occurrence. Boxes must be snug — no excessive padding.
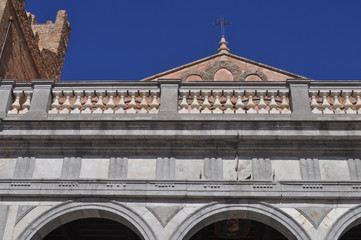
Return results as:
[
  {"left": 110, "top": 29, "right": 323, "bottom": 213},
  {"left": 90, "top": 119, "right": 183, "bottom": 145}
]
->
[{"left": 0, "top": 0, "right": 70, "bottom": 81}]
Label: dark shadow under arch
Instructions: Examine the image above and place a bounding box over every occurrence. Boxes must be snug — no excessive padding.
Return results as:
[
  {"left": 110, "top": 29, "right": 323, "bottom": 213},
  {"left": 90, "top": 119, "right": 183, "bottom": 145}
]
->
[
  {"left": 170, "top": 202, "right": 311, "bottom": 240},
  {"left": 325, "top": 204, "right": 361, "bottom": 240},
  {"left": 17, "top": 200, "right": 156, "bottom": 240}
]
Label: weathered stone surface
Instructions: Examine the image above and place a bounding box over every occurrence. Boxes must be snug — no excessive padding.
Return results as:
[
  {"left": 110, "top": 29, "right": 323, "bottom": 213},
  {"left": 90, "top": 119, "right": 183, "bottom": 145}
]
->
[
  {"left": 0, "top": 205, "right": 9, "bottom": 240},
  {"left": 0, "top": 0, "right": 70, "bottom": 81},
  {"left": 146, "top": 206, "right": 183, "bottom": 227},
  {"left": 15, "top": 205, "right": 36, "bottom": 225},
  {"left": 296, "top": 207, "right": 333, "bottom": 229}
]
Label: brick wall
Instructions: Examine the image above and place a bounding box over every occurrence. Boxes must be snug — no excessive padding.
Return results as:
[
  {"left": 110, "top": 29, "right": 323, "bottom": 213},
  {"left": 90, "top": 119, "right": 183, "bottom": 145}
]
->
[{"left": 0, "top": 0, "right": 70, "bottom": 81}]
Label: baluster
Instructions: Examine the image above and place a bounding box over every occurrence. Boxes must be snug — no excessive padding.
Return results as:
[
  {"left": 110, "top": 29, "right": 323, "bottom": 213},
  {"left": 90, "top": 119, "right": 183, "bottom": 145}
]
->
[
  {"left": 353, "top": 91, "right": 361, "bottom": 114},
  {"left": 8, "top": 90, "right": 23, "bottom": 114},
  {"left": 309, "top": 91, "right": 322, "bottom": 114},
  {"left": 82, "top": 91, "right": 95, "bottom": 114},
  {"left": 138, "top": 91, "right": 149, "bottom": 113},
  {"left": 93, "top": 91, "right": 105, "bottom": 114},
  {"left": 115, "top": 91, "right": 127, "bottom": 113},
  {"left": 223, "top": 90, "right": 234, "bottom": 114},
  {"left": 245, "top": 90, "right": 256, "bottom": 114},
  {"left": 190, "top": 91, "right": 200, "bottom": 114},
  {"left": 59, "top": 91, "right": 73, "bottom": 114},
  {"left": 212, "top": 90, "right": 223, "bottom": 114},
  {"left": 104, "top": 90, "right": 116, "bottom": 114},
  {"left": 49, "top": 91, "right": 62, "bottom": 114},
  {"left": 19, "top": 91, "right": 32, "bottom": 114},
  {"left": 331, "top": 91, "right": 344, "bottom": 114},
  {"left": 342, "top": 90, "right": 356, "bottom": 114},
  {"left": 71, "top": 90, "right": 83, "bottom": 114},
  {"left": 149, "top": 90, "right": 159, "bottom": 113},
  {"left": 178, "top": 90, "right": 189, "bottom": 113},
  {"left": 268, "top": 90, "right": 279, "bottom": 114},
  {"left": 234, "top": 90, "right": 245, "bottom": 114},
  {"left": 257, "top": 90, "right": 268, "bottom": 114},
  {"left": 279, "top": 91, "right": 291, "bottom": 114},
  {"left": 201, "top": 90, "right": 211, "bottom": 114},
  {"left": 320, "top": 91, "right": 333, "bottom": 114},
  {"left": 127, "top": 90, "right": 138, "bottom": 114}
]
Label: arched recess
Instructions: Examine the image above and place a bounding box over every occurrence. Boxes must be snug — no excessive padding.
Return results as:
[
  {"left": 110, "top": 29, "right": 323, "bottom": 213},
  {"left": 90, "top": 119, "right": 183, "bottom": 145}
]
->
[
  {"left": 17, "top": 199, "right": 156, "bottom": 240},
  {"left": 181, "top": 70, "right": 209, "bottom": 82},
  {"left": 325, "top": 204, "right": 361, "bottom": 240},
  {"left": 238, "top": 70, "right": 268, "bottom": 81},
  {"left": 205, "top": 61, "right": 243, "bottom": 81},
  {"left": 170, "top": 202, "right": 311, "bottom": 240}
]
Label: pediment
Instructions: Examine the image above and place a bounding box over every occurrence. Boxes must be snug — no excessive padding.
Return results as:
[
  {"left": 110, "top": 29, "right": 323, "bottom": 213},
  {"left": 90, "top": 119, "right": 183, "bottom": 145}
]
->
[{"left": 142, "top": 39, "right": 307, "bottom": 82}]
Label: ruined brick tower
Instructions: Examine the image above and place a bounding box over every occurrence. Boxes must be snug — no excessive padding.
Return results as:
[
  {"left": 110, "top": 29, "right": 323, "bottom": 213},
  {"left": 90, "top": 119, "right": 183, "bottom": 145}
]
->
[{"left": 0, "top": 0, "right": 70, "bottom": 81}]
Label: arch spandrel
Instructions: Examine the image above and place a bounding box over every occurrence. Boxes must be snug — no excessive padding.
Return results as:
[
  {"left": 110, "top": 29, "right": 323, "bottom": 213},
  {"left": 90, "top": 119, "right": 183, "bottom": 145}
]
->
[
  {"left": 170, "top": 202, "right": 311, "bottom": 240},
  {"left": 325, "top": 204, "right": 361, "bottom": 240},
  {"left": 16, "top": 200, "right": 156, "bottom": 240}
]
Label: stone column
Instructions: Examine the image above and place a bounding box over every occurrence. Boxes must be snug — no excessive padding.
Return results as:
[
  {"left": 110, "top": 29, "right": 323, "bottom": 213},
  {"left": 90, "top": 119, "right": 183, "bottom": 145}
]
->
[
  {"left": 29, "top": 79, "right": 54, "bottom": 118},
  {"left": 287, "top": 79, "right": 312, "bottom": 119},
  {"left": 0, "top": 80, "right": 15, "bottom": 118},
  {"left": 158, "top": 79, "right": 181, "bottom": 113}
]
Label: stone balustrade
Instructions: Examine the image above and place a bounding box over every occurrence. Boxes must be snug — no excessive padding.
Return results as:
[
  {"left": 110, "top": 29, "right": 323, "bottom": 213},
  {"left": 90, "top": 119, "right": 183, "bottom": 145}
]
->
[
  {"left": 309, "top": 89, "right": 361, "bottom": 114},
  {"left": 7, "top": 87, "right": 33, "bottom": 114},
  {"left": 178, "top": 88, "right": 290, "bottom": 114},
  {"left": 1, "top": 79, "right": 361, "bottom": 119},
  {"left": 48, "top": 88, "right": 160, "bottom": 114}
]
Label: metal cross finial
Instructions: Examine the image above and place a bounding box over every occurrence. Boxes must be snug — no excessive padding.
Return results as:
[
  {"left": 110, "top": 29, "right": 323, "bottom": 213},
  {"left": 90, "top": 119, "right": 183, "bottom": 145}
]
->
[{"left": 214, "top": 16, "right": 232, "bottom": 37}]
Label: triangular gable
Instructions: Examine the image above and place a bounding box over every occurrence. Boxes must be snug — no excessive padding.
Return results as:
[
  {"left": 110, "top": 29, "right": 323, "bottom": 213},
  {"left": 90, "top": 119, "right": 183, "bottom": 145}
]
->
[{"left": 142, "top": 38, "right": 307, "bottom": 82}]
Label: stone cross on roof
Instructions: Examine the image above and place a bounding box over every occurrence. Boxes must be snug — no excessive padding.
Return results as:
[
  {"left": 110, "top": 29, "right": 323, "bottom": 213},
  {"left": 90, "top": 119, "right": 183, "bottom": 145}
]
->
[{"left": 214, "top": 16, "right": 232, "bottom": 38}]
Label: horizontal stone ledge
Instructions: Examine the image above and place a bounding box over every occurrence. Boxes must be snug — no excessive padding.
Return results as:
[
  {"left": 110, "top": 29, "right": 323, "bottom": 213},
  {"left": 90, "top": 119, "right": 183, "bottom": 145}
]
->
[
  {"left": 0, "top": 180, "right": 361, "bottom": 199},
  {"left": 4, "top": 113, "right": 361, "bottom": 121}
]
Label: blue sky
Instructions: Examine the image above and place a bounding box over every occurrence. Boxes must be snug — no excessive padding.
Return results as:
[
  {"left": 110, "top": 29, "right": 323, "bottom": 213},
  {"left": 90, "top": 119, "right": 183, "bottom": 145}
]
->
[{"left": 26, "top": 0, "right": 361, "bottom": 81}]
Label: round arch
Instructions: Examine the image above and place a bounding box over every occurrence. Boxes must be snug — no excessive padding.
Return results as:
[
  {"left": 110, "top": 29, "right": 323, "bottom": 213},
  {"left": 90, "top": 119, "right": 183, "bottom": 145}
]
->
[
  {"left": 239, "top": 70, "right": 268, "bottom": 81},
  {"left": 325, "top": 204, "right": 361, "bottom": 240},
  {"left": 17, "top": 199, "right": 156, "bottom": 240},
  {"left": 170, "top": 202, "right": 311, "bottom": 240},
  {"left": 205, "top": 60, "right": 243, "bottom": 81}
]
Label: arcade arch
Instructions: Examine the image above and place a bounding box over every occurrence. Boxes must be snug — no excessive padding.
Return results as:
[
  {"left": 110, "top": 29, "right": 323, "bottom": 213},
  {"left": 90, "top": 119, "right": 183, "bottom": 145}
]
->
[
  {"left": 170, "top": 203, "right": 311, "bottom": 240},
  {"left": 16, "top": 200, "right": 156, "bottom": 240}
]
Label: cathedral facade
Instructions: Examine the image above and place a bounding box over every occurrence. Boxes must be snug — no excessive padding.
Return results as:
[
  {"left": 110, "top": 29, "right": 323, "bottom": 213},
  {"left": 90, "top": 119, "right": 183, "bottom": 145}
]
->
[{"left": 1, "top": 1, "right": 361, "bottom": 240}]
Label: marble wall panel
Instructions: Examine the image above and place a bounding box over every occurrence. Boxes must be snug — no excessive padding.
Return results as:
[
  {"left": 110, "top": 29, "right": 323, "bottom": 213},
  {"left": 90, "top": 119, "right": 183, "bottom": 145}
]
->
[
  {"left": 0, "top": 158, "right": 17, "bottom": 179},
  {"left": 79, "top": 159, "right": 109, "bottom": 179},
  {"left": 175, "top": 159, "right": 203, "bottom": 180},
  {"left": 319, "top": 160, "right": 350, "bottom": 181},
  {"left": 127, "top": 159, "right": 156, "bottom": 179},
  {"left": 32, "top": 159, "right": 63, "bottom": 179},
  {"left": 271, "top": 160, "right": 302, "bottom": 180},
  {"left": 223, "top": 159, "right": 251, "bottom": 181}
]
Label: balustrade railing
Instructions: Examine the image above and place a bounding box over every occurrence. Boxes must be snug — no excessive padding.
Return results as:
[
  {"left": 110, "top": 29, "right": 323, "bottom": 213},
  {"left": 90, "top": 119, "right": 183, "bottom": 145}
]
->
[
  {"left": 1, "top": 79, "right": 361, "bottom": 119},
  {"left": 309, "top": 89, "right": 361, "bottom": 114},
  {"left": 8, "top": 87, "right": 33, "bottom": 115},
  {"left": 178, "top": 88, "right": 290, "bottom": 114},
  {"left": 48, "top": 88, "right": 160, "bottom": 114}
]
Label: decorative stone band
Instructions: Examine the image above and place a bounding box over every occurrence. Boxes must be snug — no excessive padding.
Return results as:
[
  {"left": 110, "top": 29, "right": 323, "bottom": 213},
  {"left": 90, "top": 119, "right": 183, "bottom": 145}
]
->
[
  {"left": 309, "top": 89, "right": 361, "bottom": 114},
  {"left": 178, "top": 88, "right": 290, "bottom": 114},
  {"left": 1, "top": 179, "right": 361, "bottom": 199}
]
